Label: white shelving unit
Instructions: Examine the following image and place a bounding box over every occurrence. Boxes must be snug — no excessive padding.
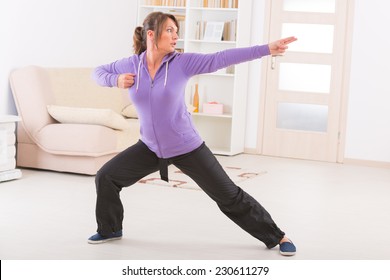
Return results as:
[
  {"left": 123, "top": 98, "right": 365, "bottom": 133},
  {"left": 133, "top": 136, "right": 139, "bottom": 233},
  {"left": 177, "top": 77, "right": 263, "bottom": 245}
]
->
[
  {"left": 138, "top": 0, "right": 252, "bottom": 155},
  {"left": 0, "top": 115, "right": 22, "bottom": 182}
]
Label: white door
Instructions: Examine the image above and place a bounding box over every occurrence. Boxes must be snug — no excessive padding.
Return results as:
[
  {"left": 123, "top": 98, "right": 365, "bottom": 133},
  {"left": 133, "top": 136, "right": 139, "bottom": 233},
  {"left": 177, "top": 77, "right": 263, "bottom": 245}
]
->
[{"left": 261, "top": 0, "right": 352, "bottom": 162}]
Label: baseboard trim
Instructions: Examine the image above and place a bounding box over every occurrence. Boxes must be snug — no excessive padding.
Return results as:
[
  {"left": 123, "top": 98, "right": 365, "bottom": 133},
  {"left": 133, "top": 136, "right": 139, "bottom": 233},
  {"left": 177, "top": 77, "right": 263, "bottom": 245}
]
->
[
  {"left": 244, "top": 148, "right": 258, "bottom": 155},
  {"left": 239, "top": 153, "right": 390, "bottom": 169},
  {"left": 343, "top": 158, "right": 390, "bottom": 169}
]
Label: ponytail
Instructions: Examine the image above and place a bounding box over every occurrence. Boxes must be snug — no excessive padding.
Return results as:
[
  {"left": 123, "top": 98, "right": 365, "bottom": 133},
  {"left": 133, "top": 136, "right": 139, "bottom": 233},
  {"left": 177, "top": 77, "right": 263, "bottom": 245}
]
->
[{"left": 133, "top": 26, "right": 146, "bottom": 55}]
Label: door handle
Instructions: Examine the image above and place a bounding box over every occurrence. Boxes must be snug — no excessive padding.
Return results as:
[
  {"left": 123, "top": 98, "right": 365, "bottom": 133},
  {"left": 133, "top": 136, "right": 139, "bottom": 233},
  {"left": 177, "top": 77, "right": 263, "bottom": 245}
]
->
[{"left": 271, "top": 55, "right": 284, "bottom": 70}]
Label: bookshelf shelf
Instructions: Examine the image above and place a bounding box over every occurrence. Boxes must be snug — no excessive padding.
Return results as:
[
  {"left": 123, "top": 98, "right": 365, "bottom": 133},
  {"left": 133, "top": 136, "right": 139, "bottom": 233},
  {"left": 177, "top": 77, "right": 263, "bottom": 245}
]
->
[
  {"left": 189, "top": 7, "right": 238, "bottom": 12},
  {"left": 140, "top": 5, "right": 186, "bottom": 10},
  {"left": 187, "top": 39, "right": 236, "bottom": 44},
  {"left": 201, "top": 73, "right": 234, "bottom": 77},
  {"left": 192, "top": 112, "right": 233, "bottom": 118}
]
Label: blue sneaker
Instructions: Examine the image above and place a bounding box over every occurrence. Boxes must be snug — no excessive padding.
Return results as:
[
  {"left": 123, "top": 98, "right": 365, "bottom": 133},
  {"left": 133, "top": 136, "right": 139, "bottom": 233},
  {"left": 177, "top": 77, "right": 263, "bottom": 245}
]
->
[
  {"left": 279, "top": 239, "right": 296, "bottom": 256},
  {"left": 88, "top": 230, "right": 123, "bottom": 244}
]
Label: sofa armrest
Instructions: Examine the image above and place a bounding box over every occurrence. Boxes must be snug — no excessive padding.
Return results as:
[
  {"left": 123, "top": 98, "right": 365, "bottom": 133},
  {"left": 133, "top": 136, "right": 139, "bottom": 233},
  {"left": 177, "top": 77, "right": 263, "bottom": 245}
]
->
[{"left": 10, "top": 66, "right": 56, "bottom": 138}]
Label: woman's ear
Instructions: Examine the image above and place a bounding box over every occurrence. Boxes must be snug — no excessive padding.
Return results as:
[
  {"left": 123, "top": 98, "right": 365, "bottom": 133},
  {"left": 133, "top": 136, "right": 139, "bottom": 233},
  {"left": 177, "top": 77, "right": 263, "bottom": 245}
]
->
[
  {"left": 146, "top": 29, "right": 157, "bottom": 48},
  {"left": 147, "top": 30, "right": 154, "bottom": 40}
]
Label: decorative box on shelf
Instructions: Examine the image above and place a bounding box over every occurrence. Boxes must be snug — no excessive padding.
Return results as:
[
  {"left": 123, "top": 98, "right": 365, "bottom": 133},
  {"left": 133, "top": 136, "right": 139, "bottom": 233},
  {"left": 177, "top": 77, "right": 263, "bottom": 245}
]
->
[
  {"left": 203, "top": 102, "right": 224, "bottom": 115},
  {"left": 0, "top": 115, "right": 22, "bottom": 183}
]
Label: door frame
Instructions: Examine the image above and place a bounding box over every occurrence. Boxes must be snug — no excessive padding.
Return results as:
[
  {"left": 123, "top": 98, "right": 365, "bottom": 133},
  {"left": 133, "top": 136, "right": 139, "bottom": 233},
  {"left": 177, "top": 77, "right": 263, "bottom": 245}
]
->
[{"left": 256, "top": 0, "right": 356, "bottom": 163}]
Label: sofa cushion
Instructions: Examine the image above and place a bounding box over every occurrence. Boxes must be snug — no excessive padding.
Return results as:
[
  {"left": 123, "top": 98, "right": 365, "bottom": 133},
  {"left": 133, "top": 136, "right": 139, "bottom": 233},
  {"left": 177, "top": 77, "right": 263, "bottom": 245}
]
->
[
  {"left": 36, "top": 123, "right": 121, "bottom": 156},
  {"left": 117, "top": 119, "right": 141, "bottom": 150},
  {"left": 121, "top": 104, "right": 138, "bottom": 119},
  {"left": 47, "top": 105, "right": 129, "bottom": 130}
]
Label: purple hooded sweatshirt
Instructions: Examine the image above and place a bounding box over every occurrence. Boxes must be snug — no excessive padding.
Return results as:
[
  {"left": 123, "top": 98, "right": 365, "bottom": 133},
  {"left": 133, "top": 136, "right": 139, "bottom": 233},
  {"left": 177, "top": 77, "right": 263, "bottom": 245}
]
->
[{"left": 93, "top": 45, "right": 270, "bottom": 159}]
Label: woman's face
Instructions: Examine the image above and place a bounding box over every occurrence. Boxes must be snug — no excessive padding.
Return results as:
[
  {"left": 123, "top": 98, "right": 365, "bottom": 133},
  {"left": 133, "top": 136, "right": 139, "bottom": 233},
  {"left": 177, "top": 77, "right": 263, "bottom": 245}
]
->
[{"left": 155, "top": 18, "right": 178, "bottom": 54}]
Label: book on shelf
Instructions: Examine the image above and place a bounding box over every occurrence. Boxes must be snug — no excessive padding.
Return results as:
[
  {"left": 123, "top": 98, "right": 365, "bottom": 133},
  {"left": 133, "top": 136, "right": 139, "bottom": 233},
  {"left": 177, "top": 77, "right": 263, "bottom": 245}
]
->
[
  {"left": 195, "top": 21, "right": 206, "bottom": 41},
  {"left": 226, "top": 65, "right": 235, "bottom": 74},
  {"left": 195, "top": 19, "right": 237, "bottom": 41},
  {"left": 145, "top": 0, "right": 186, "bottom": 7},
  {"left": 175, "top": 14, "right": 186, "bottom": 39},
  {"left": 222, "top": 19, "right": 236, "bottom": 41},
  {"left": 203, "top": 22, "right": 225, "bottom": 41},
  {"left": 202, "top": 0, "right": 238, "bottom": 8}
]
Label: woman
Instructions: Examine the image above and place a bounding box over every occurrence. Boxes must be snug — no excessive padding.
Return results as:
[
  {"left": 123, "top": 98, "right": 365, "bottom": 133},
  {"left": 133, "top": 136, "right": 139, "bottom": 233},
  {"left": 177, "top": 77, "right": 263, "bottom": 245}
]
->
[{"left": 88, "top": 11, "right": 297, "bottom": 256}]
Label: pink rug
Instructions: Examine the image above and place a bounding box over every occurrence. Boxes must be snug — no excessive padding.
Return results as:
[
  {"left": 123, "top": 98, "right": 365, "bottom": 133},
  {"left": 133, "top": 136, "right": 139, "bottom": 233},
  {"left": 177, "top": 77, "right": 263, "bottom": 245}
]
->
[{"left": 138, "top": 165, "right": 267, "bottom": 191}]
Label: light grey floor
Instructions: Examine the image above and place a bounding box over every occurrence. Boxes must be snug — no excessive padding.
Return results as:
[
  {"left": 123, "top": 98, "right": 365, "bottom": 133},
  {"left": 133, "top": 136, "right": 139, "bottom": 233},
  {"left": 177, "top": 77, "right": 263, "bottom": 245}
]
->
[{"left": 1, "top": 154, "right": 389, "bottom": 260}]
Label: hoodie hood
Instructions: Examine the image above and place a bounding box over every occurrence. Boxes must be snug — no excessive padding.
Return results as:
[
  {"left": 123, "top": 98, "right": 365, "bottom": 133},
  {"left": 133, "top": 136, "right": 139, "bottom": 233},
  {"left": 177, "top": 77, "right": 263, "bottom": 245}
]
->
[{"left": 136, "top": 51, "right": 177, "bottom": 92}]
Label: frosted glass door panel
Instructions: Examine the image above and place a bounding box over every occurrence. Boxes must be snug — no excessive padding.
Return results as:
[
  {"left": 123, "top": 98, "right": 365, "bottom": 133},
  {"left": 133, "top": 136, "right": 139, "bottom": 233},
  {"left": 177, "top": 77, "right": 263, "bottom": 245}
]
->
[
  {"left": 277, "top": 103, "right": 328, "bottom": 132},
  {"left": 279, "top": 63, "right": 331, "bottom": 93},
  {"left": 283, "top": 0, "right": 335, "bottom": 13},
  {"left": 282, "top": 23, "right": 334, "bottom": 53}
]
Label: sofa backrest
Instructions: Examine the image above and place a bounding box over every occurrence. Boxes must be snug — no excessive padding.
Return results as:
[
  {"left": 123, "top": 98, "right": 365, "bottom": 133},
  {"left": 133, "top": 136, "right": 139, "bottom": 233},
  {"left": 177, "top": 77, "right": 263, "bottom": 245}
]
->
[
  {"left": 10, "top": 65, "right": 56, "bottom": 138},
  {"left": 46, "top": 68, "right": 130, "bottom": 114}
]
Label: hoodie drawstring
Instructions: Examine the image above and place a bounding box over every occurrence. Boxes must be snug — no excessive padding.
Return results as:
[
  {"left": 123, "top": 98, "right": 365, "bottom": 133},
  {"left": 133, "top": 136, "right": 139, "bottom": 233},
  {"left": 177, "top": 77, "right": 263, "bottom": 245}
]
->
[
  {"left": 164, "top": 61, "right": 168, "bottom": 87},
  {"left": 136, "top": 59, "right": 169, "bottom": 92},
  {"left": 136, "top": 59, "right": 142, "bottom": 92}
]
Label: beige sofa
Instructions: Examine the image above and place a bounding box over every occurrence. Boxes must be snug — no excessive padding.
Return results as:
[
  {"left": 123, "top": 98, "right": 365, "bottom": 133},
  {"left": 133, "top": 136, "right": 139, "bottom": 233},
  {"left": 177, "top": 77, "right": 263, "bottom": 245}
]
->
[{"left": 10, "top": 65, "right": 140, "bottom": 175}]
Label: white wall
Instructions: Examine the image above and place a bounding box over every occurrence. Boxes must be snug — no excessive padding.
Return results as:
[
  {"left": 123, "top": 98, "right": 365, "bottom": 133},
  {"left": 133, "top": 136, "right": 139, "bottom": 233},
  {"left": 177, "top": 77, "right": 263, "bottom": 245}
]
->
[
  {"left": 344, "top": 0, "right": 390, "bottom": 163},
  {"left": 0, "top": 0, "right": 138, "bottom": 115}
]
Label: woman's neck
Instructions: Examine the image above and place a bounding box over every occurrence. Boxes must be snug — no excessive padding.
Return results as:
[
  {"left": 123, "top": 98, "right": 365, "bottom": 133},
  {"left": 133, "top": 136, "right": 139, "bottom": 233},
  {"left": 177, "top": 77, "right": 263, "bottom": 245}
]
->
[
  {"left": 146, "top": 48, "right": 164, "bottom": 69},
  {"left": 146, "top": 48, "right": 165, "bottom": 80}
]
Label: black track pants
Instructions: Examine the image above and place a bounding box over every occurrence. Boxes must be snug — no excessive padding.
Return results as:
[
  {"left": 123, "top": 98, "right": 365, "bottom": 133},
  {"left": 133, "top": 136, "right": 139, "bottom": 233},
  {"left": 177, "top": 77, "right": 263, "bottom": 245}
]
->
[{"left": 94, "top": 140, "right": 285, "bottom": 248}]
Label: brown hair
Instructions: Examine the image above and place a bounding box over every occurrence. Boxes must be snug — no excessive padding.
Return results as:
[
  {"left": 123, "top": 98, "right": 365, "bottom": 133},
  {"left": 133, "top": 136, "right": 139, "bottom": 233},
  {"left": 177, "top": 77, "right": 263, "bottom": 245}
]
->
[{"left": 133, "top": 12, "right": 179, "bottom": 55}]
